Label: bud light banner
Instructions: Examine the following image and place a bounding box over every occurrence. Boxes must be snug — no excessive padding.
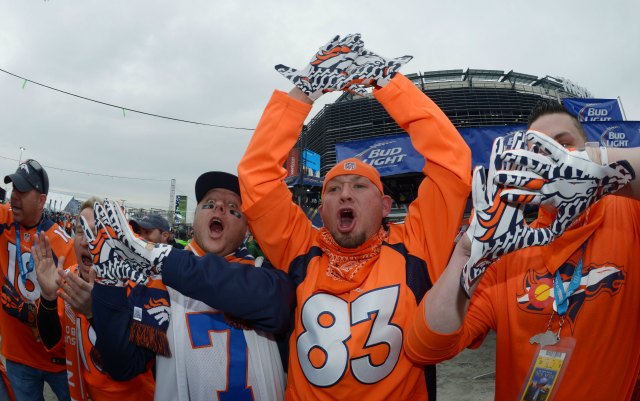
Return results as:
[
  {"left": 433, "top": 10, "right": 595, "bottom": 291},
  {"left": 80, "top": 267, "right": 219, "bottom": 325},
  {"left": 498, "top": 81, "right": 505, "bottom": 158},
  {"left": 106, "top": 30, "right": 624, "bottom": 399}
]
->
[
  {"left": 562, "top": 98, "right": 624, "bottom": 122},
  {"left": 335, "top": 134, "right": 425, "bottom": 176},
  {"left": 583, "top": 121, "right": 640, "bottom": 147},
  {"left": 458, "top": 125, "right": 527, "bottom": 168}
]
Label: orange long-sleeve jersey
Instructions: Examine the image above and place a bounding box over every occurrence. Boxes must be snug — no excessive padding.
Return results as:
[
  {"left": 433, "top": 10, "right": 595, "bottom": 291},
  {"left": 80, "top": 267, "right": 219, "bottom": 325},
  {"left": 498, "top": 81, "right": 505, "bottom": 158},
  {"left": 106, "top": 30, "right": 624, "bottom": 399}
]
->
[
  {"left": 49, "top": 266, "right": 154, "bottom": 401},
  {"left": 0, "top": 203, "right": 76, "bottom": 372},
  {"left": 406, "top": 196, "right": 640, "bottom": 401},
  {"left": 239, "top": 74, "right": 472, "bottom": 401}
]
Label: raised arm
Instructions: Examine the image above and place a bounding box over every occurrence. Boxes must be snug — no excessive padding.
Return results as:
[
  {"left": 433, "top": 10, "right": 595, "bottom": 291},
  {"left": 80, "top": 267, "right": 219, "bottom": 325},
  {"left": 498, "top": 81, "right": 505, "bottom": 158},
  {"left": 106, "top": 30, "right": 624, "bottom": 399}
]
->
[
  {"left": 378, "top": 73, "right": 472, "bottom": 279},
  {"left": 405, "top": 239, "right": 496, "bottom": 364},
  {"left": 237, "top": 89, "right": 317, "bottom": 270}
]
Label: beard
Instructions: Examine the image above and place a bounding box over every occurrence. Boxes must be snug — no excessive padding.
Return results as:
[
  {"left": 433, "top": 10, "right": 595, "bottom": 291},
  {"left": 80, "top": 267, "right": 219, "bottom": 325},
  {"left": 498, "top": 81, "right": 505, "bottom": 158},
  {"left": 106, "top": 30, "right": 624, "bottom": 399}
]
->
[{"left": 330, "top": 230, "right": 368, "bottom": 249}]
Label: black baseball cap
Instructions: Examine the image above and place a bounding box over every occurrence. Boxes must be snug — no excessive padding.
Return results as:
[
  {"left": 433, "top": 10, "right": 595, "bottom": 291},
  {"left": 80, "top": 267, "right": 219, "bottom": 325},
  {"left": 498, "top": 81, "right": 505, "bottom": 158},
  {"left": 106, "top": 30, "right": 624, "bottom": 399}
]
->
[
  {"left": 195, "top": 171, "right": 240, "bottom": 203},
  {"left": 130, "top": 213, "right": 170, "bottom": 233},
  {"left": 4, "top": 159, "right": 49, "bottom": 194}
]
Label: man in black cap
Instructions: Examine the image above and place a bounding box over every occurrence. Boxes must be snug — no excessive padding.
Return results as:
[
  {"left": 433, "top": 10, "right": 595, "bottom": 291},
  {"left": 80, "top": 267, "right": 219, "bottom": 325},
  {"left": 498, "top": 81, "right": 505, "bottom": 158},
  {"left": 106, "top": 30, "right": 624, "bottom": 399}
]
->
[
  {"left": 89, "top": 171, "right": 293, "bottom": 401},
  {"left": 130, "top": 213, "right": 172, "bottom": 244},
  {"left": 0, "top": 159, "right": 76, "bottom": 401}
]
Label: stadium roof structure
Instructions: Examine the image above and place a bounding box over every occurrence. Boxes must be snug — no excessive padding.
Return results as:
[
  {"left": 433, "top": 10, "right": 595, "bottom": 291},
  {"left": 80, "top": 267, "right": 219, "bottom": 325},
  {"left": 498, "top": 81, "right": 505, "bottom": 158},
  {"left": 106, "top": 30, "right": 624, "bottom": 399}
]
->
[{"left": 334, "top": 68, "right": 591, "bottom": 102}]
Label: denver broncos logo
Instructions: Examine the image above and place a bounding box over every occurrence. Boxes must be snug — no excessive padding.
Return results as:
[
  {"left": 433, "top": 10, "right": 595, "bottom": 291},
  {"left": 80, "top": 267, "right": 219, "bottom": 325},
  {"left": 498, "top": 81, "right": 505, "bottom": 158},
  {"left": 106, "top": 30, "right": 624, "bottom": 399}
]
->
[
  {"left": 517, "top": 262, "right": 625, "bottom": 332},
  {"left": 145, "top": 297, "right": 170, "bottom": 325},
  {"left": 311, "top": 46, "right": 355, "bottom": 67}
]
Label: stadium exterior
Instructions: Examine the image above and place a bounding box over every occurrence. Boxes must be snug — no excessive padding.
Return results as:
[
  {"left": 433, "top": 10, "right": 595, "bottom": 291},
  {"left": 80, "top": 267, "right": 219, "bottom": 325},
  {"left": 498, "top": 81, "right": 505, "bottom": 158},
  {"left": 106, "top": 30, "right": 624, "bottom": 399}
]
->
[
  {"left": 301, "top": 68, "right": 591, "bottom": 176},
  {"left": 289, "top": 69, "right": 592, "bottom": 220}
]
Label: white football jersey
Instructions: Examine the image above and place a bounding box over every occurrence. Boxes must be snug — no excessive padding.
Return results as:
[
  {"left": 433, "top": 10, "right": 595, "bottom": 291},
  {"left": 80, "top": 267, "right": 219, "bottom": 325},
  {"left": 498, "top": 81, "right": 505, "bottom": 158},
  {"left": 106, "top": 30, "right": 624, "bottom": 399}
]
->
[{"left": 153, "top": 248, "right": 285, "bottom": 401}]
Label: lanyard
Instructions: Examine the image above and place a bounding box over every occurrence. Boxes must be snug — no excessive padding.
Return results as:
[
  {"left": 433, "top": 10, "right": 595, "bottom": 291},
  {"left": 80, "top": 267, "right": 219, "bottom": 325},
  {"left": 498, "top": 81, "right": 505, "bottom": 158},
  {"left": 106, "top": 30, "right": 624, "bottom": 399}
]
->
[
  {"left": 554, "top": 241, "right": 588, "bottom": 316},
  {"left": 15, "top": 222, "right": 41, "bottom": 285}
]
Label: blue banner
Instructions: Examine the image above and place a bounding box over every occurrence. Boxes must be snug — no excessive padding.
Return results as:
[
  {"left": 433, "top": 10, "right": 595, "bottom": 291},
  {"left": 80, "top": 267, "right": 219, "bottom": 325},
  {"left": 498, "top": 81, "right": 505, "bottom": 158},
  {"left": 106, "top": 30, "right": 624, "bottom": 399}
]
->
[
  {"left": 335, "top": 134, "right": 425, "bottom": 176},
  {"left": 333, "top": 122, "right": 639, "bottom": 176},
  {"left": 583, "top": 122, "right": 640, "bottom": 147},
  {"left": 458, "top": 125, "right": 527, "bottom": 168},
  {"left": 562, "top": 98, "right": 624, "bottom": 122}
]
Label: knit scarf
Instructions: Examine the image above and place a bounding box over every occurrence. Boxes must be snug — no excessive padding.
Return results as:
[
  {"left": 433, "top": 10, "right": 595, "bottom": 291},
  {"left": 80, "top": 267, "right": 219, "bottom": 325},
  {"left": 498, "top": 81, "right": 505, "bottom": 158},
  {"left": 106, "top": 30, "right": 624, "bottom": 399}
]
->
[
  {"left": 128, "top": 276, "right": 172, "bottom": 357},
  {"left": 315, "top": 227, "right": 388, "bottom": 294}
]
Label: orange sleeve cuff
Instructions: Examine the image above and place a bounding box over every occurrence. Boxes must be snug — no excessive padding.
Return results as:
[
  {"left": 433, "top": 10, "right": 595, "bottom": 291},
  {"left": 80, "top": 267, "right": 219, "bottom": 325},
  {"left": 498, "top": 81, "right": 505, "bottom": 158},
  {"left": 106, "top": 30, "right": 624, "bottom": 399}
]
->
[{"left": 405, "top": 299, "right": 466, "bottom": 365}]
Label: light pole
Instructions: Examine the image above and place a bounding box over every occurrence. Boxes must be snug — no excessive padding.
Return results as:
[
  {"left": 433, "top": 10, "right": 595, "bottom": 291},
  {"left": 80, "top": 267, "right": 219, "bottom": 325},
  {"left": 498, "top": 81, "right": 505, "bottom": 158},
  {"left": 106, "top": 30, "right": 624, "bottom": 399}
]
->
[{"left": 18, "top": 147, "right": 26, "bottom": 165}]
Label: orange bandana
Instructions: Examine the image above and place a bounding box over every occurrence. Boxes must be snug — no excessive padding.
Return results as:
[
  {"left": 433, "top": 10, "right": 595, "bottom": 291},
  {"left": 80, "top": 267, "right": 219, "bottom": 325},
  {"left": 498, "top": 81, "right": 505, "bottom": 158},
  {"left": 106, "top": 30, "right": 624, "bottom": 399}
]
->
[{"left": 316, "top": 227, "right": 388, "bottom": 293}]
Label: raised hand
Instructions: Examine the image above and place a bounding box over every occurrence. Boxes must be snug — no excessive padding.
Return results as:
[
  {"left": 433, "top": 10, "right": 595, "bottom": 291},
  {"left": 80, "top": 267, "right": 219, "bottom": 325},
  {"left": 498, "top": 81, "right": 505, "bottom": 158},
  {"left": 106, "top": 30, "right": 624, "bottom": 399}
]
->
[
  {"left": 343, "top": 49, "right": 413, "bottom": 95},
  {"left": 275, "top": 33, "right": 363, "bottom": 100},
  {"left": 98, "top": 199, "right": 172, "bottom": 276},
  {"left": 91, "top": 257, "right": 148, "bottom": 286},
  {"left": 32, "top": 233, "right": 62, "bottom": 301},
  {"left": 461, "top": 132, "right": 555, "bottom": 297},
  {"left": 56, "top": 268, "right": 95, "bottom": 317},
  {"left": 496, "top": 130, "right": 635, "bottom": 235},
  {"left": 79, "top": 207, "right": 149, "bottom": 286}
]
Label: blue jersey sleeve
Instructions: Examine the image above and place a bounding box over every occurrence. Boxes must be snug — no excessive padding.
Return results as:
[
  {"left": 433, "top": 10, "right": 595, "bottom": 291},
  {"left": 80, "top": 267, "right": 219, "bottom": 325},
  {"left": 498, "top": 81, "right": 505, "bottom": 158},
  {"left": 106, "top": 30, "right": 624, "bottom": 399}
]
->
[
  {"left": 161, "top": 249, "right": 295, "bottom": 334},
  {"left": 91, "top": 284, "right": 155, "bottom": 381}
]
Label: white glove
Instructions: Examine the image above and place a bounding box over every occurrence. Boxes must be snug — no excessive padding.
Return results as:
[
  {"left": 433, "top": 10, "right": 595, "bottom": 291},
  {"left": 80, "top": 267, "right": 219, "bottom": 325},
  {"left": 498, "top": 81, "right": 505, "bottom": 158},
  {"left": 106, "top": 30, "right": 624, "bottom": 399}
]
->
[
  {"left": 496, "top": 130, "right": 635, "bottom": 235},
  {"left": 79, "top": 213, "right": 148, "bottom": 286},
  {"left": 342, "top": 48, "right": 413, "bottom": 95},
  {"left": 461, "top": 132, "right": 555, "bottom": 297},
  {"left": 95, "top": 199, "right": 172, "bottom": 276},
  {"left": 275, "top": 33, "right": 363, "bottom": 100}
]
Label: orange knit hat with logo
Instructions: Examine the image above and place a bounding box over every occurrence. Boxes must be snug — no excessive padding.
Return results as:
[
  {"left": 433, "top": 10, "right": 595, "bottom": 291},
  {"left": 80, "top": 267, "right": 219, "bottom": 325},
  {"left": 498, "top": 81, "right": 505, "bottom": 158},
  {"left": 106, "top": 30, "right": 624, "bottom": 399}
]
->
[{"left": 322, "top": 158, "right": 384, "bottom": 195}]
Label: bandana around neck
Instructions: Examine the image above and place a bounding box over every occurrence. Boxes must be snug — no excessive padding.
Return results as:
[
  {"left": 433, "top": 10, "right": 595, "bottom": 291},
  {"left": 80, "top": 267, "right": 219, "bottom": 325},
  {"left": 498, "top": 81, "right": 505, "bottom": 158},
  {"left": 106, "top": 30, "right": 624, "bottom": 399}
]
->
[{"left": 316, "top": 227, "right": 388, "bottom": 293}]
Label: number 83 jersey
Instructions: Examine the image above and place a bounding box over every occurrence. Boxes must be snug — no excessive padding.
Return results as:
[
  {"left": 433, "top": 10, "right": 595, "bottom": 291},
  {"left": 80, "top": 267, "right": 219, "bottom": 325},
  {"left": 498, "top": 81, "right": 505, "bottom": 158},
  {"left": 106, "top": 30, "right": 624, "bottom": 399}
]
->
[{"left": 285, "top": 244, "right": 436, "bottom": 401}]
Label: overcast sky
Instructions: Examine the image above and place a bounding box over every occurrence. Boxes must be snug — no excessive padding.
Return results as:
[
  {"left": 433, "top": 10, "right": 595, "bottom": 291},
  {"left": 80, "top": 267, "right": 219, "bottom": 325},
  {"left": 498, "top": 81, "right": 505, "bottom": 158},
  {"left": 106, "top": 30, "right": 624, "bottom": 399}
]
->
[{"left": 1, "top": 0, "right": 638, "bottom": 219}]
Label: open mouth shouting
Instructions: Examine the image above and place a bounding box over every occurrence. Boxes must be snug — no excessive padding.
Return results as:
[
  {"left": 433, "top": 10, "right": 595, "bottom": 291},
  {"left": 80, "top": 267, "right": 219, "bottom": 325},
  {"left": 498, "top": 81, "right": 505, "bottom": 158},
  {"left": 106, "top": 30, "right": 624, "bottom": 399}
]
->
[
  {"left": 337, "top": 207, "right": 356, "bottom": 233},
  {"left": 80, "top": 253, "right": 93, "bottom": 268},
  {"left": 209, "top": 217, "right": 225, "bottom": 239}
]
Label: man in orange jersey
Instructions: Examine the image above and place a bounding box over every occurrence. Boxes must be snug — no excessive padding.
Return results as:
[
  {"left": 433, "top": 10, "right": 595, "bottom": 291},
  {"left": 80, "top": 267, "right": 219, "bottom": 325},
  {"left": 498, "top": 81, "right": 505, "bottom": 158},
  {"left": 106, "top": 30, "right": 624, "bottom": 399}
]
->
[
  {"left": 406, "top": 101, "right": 640, "bottom": 400},
  {"left": 0, "top": 159, "right": 76, "bottom": 401},
  {"left": 32, "top": 197, "right": 154, "bottom": 401},
  {"left": 237, "top": 34, "right": 471, "bottom": 400}
]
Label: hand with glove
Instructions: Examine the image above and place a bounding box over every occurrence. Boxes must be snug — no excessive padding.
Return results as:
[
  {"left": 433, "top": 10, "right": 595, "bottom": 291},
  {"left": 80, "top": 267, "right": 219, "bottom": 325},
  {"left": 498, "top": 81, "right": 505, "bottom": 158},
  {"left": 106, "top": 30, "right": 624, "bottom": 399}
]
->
[
  {"left": 93, "top": 199, "right": 172, "bottom": 276},
  {"left": 342, "top": 49, "right": 413, "bottom": 95},
  {"left": 1, "top": 276, "right": 36, "bottom": 327},
  {"left": 496, "top": 130, "right": 636, "bottom": 235},
  {"left": 276, "top": 33, "right": 363, "bottom": 100},
  {"left": 460, "top": 132, "right": 556, "bottom": 297},
  {"left": 79, "top": 206, "right": 150, "bottom": 286}
]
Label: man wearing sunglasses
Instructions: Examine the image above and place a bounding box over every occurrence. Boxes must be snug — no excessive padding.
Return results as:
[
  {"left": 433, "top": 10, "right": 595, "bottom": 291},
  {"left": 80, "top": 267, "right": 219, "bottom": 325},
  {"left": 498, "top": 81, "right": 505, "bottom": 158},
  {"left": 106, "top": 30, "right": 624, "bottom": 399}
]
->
[{"left": 1, "top": 159, "right": 76, "bottom": 401}]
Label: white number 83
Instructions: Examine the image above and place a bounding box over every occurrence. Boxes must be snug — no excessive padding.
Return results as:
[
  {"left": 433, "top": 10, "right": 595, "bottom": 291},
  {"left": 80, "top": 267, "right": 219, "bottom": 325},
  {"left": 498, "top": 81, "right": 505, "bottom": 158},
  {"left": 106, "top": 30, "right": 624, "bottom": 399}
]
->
[{"left": 297, "top": 285, "right": 402, "bottom": 387}]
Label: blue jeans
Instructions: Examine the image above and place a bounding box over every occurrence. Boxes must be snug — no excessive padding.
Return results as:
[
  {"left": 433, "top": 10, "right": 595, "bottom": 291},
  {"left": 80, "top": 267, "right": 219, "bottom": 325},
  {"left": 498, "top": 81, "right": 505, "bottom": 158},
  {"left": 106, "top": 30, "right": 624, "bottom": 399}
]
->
[
  {"left": 0, "top": 376, "right": 10, "bottom": 401},
  {"left": 5, "top": 360, "right": 70, "bottom": 401}
]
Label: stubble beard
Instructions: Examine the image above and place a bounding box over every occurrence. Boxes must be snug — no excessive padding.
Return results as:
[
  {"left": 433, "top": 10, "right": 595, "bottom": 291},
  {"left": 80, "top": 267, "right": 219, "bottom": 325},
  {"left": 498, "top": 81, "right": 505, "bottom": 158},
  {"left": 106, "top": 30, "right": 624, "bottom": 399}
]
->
[{"left": 331, "top": 230, "right": 367, "bottom": 249}]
